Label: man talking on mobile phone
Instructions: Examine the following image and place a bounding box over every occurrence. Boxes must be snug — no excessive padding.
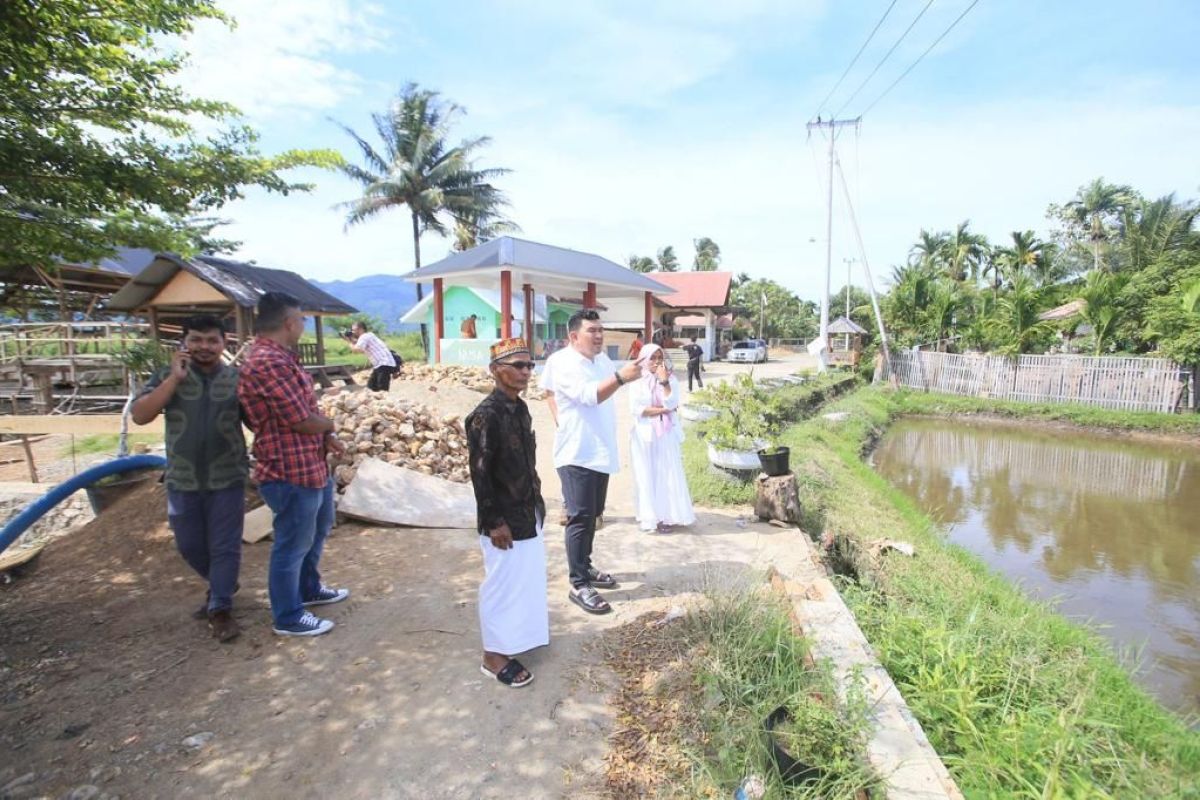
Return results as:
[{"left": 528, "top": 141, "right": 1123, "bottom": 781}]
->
[{"left": 131, "top": 315, "right": 248, "bottom": 643}]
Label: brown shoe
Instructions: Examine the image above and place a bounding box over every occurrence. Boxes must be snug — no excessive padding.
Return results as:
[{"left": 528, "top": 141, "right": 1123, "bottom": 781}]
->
[{"left": 208, "top": 610, "right": 241, "bottom": 643}]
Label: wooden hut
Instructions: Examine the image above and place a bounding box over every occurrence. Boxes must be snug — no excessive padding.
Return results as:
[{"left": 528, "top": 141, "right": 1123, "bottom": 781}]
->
[
  {"left": 828, "top": 315, "right": 867, "bottom": 367},
  {"left": 107, "top": 253, "right": 356, "bottom": 372}
]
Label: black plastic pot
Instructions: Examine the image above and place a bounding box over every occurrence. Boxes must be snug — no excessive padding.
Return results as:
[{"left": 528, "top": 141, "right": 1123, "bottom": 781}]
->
[
  {"left": 764, "top": 705, "right": 823, "bottom": 786},
  {"left": 757, "top": 446, "right": 790, "bottom": 477},
  {"left": 85, "top": 469, "right": 159, "bottom": 515}
]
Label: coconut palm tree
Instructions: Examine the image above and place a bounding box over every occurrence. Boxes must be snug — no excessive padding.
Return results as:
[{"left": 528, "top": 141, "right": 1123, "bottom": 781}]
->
[
  {"left": 1064, "top": 178, "right": 1135, "bottom": 272},
  {"left": 908, "top": 229, "right": 948, "bottom": 272},
  {"left": 336, "top": 83, "right": 512, "bottom": 346},
  {"left": 656, "top": 245, "right": 680, "bottom": 272},
  {"left": 1116, "top": 194, "right": 1198, "bottom": 273},
  {"left": 627, "top": 255, "right": 655, "bottom": 273},
  {"left": 452, "top": 206, "right": 520, "bottom": 252},
  {"left": 693, "top": 237, "right": 721, "bottom": 270},
  {"left": 1078, "top": 270, "right": 1130, "bottom": 355}
]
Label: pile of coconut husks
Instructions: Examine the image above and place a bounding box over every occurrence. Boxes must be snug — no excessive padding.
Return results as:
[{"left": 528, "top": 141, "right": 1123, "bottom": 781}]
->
[{"left": 318, "top": 390, "right": 471, "bottom": 491}]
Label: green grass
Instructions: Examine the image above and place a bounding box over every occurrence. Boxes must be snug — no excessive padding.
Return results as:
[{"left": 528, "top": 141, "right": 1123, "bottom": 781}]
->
[
  {"left": 884, "top": 388, "right": 1200, "bottom": 436},
  {"left": 302, "top": 331, "right": 426, "bottom": 367},
  {"left": 703, "top": 385, "right": 1200, "bottom": 797},
  {"left": 684, "top": 590, "right": 880, "bottom": 798},
  {"left": 60, "top": 433, "right": 161, "bottom": 459}
]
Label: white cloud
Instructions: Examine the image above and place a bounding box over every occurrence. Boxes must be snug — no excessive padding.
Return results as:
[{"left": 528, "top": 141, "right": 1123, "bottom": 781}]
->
[{"left": 174, "top": 0, "right": 386, "bottom": 121}]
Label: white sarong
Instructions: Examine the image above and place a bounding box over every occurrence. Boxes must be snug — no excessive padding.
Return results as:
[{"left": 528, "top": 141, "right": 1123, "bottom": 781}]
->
[{"left": 478, "top": 526, "right": 549, "bottom": 655}]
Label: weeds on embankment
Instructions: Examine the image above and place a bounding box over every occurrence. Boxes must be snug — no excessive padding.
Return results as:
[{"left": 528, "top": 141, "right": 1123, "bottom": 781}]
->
[
  {"left": 601, "top": 593, "right": 877, "bottom": 798},
  {"left": 689, "top": 383, "right": 1200, "bottom": 797}
]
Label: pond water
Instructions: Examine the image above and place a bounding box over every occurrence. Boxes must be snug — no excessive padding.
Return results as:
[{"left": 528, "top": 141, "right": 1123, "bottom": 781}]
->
[{"left": 872, "top": 417, "right": 1200, "bottom": 720}]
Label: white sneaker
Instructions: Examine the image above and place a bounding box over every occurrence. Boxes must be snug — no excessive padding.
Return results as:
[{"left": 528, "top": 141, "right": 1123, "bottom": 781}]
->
[{"left": 273, "top": 611, "right": 334, "bottom": 637}]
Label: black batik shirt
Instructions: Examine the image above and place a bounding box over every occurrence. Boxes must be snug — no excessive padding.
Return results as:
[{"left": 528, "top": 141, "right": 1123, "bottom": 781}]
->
[{"left": 465, "top": 389, "right": 545, "bottom": 540}]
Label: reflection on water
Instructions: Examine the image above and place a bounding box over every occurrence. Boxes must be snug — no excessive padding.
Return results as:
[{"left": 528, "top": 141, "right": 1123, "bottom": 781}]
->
[{"left": 873, "top": 418, "right": 1200, "bottom": 719}]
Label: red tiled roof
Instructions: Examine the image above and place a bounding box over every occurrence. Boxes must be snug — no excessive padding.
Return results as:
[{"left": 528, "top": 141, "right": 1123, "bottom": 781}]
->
[{"left": 649, "top": 271, "right": 732, "bottom": 308}]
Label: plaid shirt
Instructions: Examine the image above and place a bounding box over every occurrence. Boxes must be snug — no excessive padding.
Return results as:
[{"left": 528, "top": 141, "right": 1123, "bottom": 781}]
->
[{"left": 238, "top": 337, "right": 329, "bottom": 488}]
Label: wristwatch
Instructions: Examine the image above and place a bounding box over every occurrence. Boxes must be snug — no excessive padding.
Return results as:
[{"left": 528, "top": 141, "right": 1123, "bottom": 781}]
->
[{"left": 614, "top": 371, "right": 625, "bottom": 386}]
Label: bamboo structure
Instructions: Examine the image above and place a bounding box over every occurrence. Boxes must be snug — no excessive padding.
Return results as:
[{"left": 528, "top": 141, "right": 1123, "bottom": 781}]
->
[{"left": 878, "top": 351, "right": 1190, "bottom": 414}]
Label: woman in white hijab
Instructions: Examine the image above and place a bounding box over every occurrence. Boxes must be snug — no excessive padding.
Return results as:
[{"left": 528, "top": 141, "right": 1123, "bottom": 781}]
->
[{"left": 628, "top": 344, "right": 695, "bottom": 533}]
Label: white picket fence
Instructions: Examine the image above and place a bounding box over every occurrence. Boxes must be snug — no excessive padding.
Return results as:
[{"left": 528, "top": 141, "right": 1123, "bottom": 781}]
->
[{"left": 877, "top": 351, "right": 1192, "bottom": 413}]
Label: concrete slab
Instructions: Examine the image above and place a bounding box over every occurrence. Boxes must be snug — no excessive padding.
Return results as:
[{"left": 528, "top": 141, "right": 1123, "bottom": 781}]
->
[
  {"left": 241, "top": 504, "right": 274, "bottom": 544},
  {"left": 337, "top": 457, "right": 476, "bottom": 529}
]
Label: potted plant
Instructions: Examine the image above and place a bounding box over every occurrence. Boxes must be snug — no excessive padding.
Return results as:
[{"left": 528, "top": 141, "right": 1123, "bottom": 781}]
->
[
  {"left": 679, "top": 387, "right": 720, "bottom": 422},
  {"left": 705, "top": 376, "right": 773, "bottom": 471},
  {"left": 757, "top": 440, "right": 790, "bottom": 476}
]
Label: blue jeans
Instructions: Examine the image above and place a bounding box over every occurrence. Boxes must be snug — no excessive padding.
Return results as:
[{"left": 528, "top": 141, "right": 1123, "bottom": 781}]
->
[
  {"left": 260, "top": 478, "right": 335, "bottom": 626},
  {"left": 167, "top": 485, "right": 245, "bottom": 613}
]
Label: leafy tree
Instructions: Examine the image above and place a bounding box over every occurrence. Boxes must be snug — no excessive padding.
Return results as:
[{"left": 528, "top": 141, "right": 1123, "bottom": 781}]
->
[
  {"left": 656, "top": 246, "right": 680, "bottom": 272},
  {"left": 0, "top": 0, "right": 339, "bottom": 270},
  {"left": 336, "top": 83, "right": 512, "bottom": 347},
  {"left": 627, "top": 255, "right": 655, "bottom": 273},
  {"left": 733, "top": 271, "right": 752, "bottom": 287},
  {"left": 693, "top": 237, "right": 721, "bottom": 271},
  {"left": 731, "top": 279, "right": 817, "bottom": 339}
]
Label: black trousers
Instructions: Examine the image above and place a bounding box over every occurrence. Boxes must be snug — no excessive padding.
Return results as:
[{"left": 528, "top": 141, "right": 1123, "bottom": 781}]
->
[
  {"left": 687, "top": 361, "right": 703, "bottom": 390},
  {"left": 557, "top": 465, "right": 610, "bottom": 589},
  {"left": 367, "top": 366, "right": 392, "bottom": 392}
]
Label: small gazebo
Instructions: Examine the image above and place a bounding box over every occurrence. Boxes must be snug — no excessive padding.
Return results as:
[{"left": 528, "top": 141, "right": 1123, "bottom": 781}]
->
[
  {"left": 107, "top": 253, "right": 356, "bottom": 365},
  {"left": 828, "top": 316, "right": 867, "bottom": 367},
  {"left": 402, "top": 237, "right": 673, "bottom": 364}
]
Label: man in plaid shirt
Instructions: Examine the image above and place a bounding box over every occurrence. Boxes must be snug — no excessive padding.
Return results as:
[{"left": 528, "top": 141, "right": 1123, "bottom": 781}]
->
[{"left": 239, "top": 292, "right": 350, "bottom": 637}]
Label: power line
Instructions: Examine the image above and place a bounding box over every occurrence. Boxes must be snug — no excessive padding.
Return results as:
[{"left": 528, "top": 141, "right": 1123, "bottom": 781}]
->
[
  {"left": 833, "top": 0, "right": 935, "bottom": 118},
  {"left": 859, "top": 0, "right": 982, "bottom": 117},
  {"left": 813, "top": 0, "right": 900, "bottom": 119}
]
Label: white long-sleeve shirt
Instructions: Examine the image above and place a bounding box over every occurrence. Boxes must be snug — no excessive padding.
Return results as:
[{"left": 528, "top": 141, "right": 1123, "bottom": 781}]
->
[{"left": 543, "top": 346, "right": 620, "bottom": 474}]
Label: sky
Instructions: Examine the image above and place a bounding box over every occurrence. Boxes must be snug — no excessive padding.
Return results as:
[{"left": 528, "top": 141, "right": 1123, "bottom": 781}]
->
[{"left": 174, "top": 0, "right": 1200, "bottom": 302}]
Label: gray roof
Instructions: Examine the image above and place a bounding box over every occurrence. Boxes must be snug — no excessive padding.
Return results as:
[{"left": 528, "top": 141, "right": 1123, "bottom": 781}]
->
[
  {"left": 828, "top": 316, "right": 868, "bottom": 335},
  {"left": 402, "top": 237, "right": 673, "bottom": 298},
  {"left": 107, "top": 253, "right": 356, "bottom": 315}
]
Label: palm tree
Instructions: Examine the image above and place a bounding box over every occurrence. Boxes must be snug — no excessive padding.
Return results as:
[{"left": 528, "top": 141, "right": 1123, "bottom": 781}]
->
[
  {"left": 991, "top": 230, "right": 1051, "bottom": 292},
  {"left": 656, "top": 245, "right": 680, "bottom": 272},
  {"left": 986, "top": 275, "right": 1049, "bottom": 354},
  {"left": 452, "top": 207, "right": 520, "bottom": 252},
  {"left": 923, "top": 282, "right": 962, "bottom": 350},
  {"left": 627, "top": 255, "right": 655, "bottom": 273},
  {"left": 336, "top": 83, "right": 512, "bottom": 346},
  {"left": 1064, "top": 178, "right": 1135, "bottom": 272},
  {"left": 693, "top": 237, "right": 721, "bottom": 270},
  {"left": 943, "top": 221, "right": 988, "bottom": 283},
  {"left": 1116, "top": 194, "right": 1198, "bottom": 273},
  {"left": 908, "top": 229, "right": 948, "bottom": 273},
  {"left": 1078, "top": 270, "right": 1129, "bottom": 355},
  {"left": 1184, "top": 279, "right": 1200, "bottom": 314}
]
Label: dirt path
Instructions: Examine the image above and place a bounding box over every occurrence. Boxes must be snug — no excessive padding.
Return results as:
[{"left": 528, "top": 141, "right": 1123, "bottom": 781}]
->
[{"left": 0, "top": 355, "right": 817, "bottom": 799}]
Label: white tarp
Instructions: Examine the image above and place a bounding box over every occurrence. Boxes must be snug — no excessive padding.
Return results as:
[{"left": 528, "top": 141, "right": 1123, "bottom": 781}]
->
[{"left": 337, "top": 457, "right": 477, "bottom": 529}]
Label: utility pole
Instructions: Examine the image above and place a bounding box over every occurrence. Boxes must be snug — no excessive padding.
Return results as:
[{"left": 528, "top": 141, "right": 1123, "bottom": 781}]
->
[
  {"left": 842, "top": 257, "right": 857, "bottom": 320},
  {"left": 806, "top": 116, "right": 860, "bottom": 371}
]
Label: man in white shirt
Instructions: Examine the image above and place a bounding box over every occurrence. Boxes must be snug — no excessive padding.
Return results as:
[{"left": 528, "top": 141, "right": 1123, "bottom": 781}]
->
[
  {"left": 348, "top": 321, "right": 397, "bottom": 391},
  {"left": 547, "top": 309, "right": 641, "bottom": 614}
]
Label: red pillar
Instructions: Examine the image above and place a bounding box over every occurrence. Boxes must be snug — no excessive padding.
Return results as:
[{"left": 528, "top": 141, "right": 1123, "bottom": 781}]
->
[
  {"left": 433, "top": 278, "right": 445, "bottom": 363},
  {"left": 523, "top": 283, "right": 534, "bottom": 352},
  {"left": 584, "top": 282, "right": 597, "bottom": 308},
  {"left": 644, "top": 291, "right": 653, "bottom": 342},
  {"left": 500, "top": 270, "right": 513, "bottom": 338}
]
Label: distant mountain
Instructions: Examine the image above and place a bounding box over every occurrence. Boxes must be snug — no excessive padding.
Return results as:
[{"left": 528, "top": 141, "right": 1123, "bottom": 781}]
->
[{"left": 311, "top": 274, "right": 425, "bottom": 332}]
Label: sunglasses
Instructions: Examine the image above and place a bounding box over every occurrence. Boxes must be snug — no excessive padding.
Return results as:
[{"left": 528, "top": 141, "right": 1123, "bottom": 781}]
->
[{"left": 498, "top": 360, "right": 536, "bottom": 371}]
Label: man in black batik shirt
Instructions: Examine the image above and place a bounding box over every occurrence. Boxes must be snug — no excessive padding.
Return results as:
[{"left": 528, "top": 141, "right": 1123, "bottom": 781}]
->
[{"left": 465, "top": 337, "right": 548, "bottom": 688}]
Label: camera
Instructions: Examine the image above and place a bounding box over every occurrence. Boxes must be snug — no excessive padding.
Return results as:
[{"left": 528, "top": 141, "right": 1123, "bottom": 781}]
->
[{"left": 340, "top": 329, "right": 354, "bottom": 340}]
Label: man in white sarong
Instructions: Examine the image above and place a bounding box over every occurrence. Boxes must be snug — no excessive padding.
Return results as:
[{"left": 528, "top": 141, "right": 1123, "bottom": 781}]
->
[
  {"left": 465, "top": 337, "right": 548, "bottom": 688},
  {"left": 628, "top": 344, "right": 695, "bottom": 532}
]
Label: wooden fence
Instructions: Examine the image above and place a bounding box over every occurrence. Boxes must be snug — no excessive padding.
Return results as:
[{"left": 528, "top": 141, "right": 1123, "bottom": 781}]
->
[{"left": 877, "top": 351, "right": 1192, "bottom": 413}]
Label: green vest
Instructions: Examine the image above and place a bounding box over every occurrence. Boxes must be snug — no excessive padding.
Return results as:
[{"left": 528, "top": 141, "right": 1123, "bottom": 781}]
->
[{"left": 142, "top": 364, "right": 249, "bottom": 492}]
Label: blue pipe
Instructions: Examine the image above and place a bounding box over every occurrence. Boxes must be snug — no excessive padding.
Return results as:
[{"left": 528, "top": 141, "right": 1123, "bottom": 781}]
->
[{"left": 0, "top": 455, "right": 166, "bottom": 557}]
